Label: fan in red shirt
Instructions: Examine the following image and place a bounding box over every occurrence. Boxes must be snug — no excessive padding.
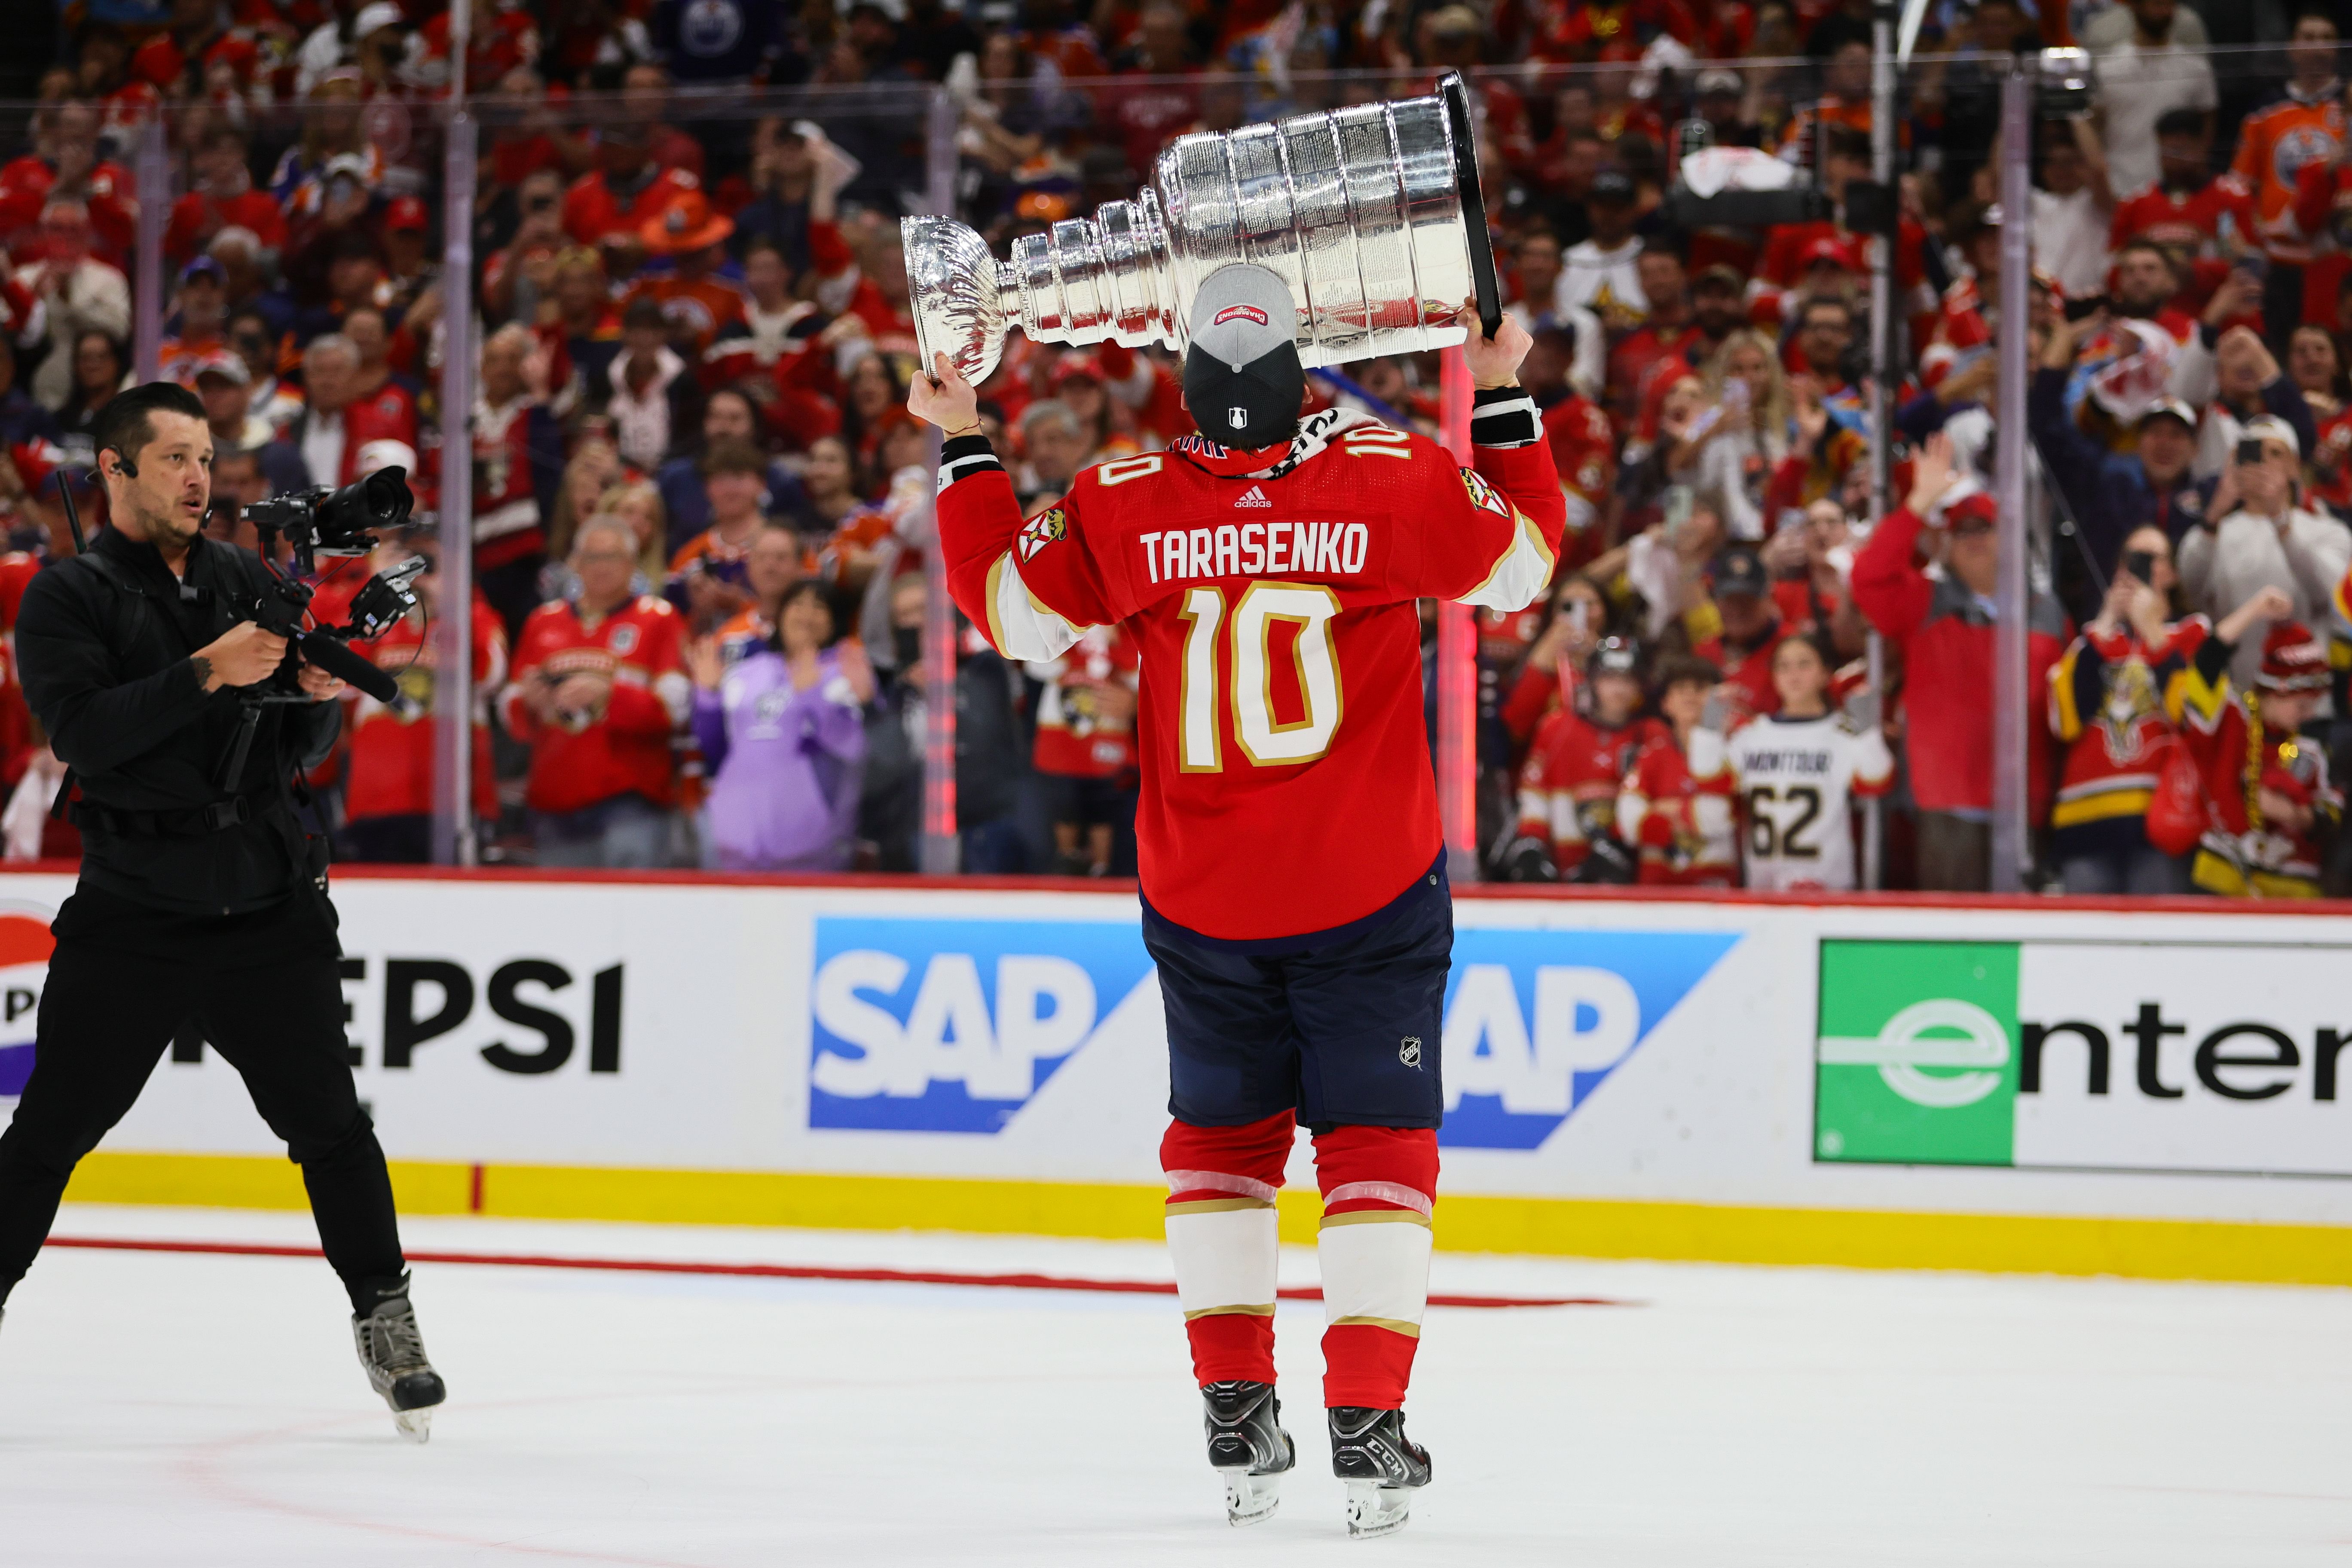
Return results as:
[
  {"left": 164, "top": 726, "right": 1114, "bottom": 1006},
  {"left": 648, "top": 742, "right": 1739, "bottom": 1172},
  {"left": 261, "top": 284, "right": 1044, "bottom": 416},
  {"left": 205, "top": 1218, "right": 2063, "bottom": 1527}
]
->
[
  {"left": 165, "top": 126, "right": 289, "bottom": 266},
  {"left": 1690, "top": 544, "right": 1793, "bottom": 722},
  {"left": 1541, "top": 388, "right": 1617, "bottom": 563},
  {"left": 1749, "top": 131, "right": 1927, "bottom": 327},
  {"left": 1606, "top": 246, "right": 1700, "bottom": 422},
  {"left": 913, "top": 269, "right": 1561, "bottom": 1537},
  {"left": 338, "top": 535, "right": 511, "bottom": 865},
  {"left": 1028, "top": 624, "right": 1141, "bottom": 876},
  {"left": 2116, "top": 110, "right": 2257, "bottom": 260},
  {"left": 498, "top": 517, "right": 689, "bottom": 868},
  {"left": 0, "top": 101, "right": 137, "bottom": 263},
  {"left": 562, "top": 120, "right": 699, "bottom": 249}
]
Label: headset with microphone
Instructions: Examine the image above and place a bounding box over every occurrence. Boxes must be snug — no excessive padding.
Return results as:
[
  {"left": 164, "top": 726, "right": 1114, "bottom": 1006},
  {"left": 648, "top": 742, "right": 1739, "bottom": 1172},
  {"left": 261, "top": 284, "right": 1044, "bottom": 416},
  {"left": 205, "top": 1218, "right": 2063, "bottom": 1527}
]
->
[{"left": 106, "top": 449, "right": 138, "bottom": 481}]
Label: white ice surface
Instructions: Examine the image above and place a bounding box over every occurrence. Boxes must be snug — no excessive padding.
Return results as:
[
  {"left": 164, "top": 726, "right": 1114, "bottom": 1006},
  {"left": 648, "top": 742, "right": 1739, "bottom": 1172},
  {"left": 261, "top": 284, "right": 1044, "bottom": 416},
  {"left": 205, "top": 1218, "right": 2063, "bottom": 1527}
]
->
[{"left": 0, "top": 1206, "right": 2346, "bottom": 1566}]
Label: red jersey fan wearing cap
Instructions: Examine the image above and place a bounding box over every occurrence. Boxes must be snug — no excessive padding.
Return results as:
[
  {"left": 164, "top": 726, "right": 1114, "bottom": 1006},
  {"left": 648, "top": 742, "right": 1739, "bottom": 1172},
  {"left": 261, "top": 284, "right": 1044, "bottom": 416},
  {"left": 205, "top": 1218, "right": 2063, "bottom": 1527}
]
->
[
  {"left": 912, "top": 266, "right": 1564, "bottom": 1540},
  {"left": 2178, "top": 614, "right": 2343, "bottom": 896}
]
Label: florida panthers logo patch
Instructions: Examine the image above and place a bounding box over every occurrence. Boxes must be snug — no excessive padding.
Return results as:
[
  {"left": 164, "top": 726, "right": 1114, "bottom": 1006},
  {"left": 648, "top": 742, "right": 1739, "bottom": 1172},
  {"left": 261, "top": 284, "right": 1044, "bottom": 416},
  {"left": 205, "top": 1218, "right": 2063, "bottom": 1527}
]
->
[
  {"left": 1018, "top": 506, "right": 1067, "bottom": 562},
  {"left": 1459, "top": 468, "right": 1513, "bottom": 520}
]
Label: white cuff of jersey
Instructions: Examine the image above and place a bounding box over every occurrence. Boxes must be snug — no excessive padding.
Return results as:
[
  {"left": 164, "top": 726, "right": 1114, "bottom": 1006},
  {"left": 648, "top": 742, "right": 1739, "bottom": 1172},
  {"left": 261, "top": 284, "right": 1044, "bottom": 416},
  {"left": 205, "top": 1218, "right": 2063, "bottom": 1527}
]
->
[
  {"left": 983, "top": 551, "right": 1086, "bottom": 660},
  {"left": 1469, "top": 388, "right": 1539, "bottom": 449},
  {"left": 1460, "top": 507, "right": 1558, "bottom": 611}
]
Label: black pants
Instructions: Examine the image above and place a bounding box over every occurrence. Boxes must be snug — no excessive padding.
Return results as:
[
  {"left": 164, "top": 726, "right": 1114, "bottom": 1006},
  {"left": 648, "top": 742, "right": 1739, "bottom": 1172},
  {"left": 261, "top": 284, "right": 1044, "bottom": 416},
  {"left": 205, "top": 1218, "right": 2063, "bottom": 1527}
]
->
[{"left": 0, "top": 886, "right": 405, "bottom": 1312}]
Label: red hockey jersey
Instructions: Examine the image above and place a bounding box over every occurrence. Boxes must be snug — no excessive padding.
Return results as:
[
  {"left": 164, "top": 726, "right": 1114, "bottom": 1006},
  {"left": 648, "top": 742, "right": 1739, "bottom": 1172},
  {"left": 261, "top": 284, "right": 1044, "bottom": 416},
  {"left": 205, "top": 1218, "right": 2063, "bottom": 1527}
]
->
[
  {"left": 498, "top": 595, "right": 689, "bottom": 814},
  {"left": 1515, "top": 709, "right": 1666, "bottom": 870},
  {"left": 1618, "top": 731, "right": 1736, "bottom": 886},
  {"left": 936, "top": 397, "right": 1565, "bottom": 939},
  {"left": 346, "top": 595, "right": 510, "bottom": 822},
  {"left": 1031, "top": 625, "right": 1141, "bottom": 779}
]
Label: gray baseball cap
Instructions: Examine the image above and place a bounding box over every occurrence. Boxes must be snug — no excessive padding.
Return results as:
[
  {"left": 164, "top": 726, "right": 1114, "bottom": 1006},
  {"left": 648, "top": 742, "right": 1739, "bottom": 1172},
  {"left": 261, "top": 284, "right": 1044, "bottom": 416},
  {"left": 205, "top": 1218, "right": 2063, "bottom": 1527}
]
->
[{"left": 1183, "top": 263, "right": 1305, "bottom": 450}]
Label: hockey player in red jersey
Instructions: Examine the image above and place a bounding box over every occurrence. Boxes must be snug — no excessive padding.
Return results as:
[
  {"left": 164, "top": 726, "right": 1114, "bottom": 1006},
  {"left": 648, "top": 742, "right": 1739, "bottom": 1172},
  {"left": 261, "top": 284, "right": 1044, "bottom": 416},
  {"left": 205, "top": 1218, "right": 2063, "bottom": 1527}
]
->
[{"left": 912, "top": 265, "right": 1563, "bottom": 1538}]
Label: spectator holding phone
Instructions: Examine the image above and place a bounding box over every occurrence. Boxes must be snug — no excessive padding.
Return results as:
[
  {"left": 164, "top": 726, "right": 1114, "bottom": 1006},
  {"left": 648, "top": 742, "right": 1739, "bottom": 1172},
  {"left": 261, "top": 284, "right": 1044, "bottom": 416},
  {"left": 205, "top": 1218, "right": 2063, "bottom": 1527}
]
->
[
  {"left": 2045, "top": 529, "right": 2240, "bottom": 894},
  {"left": 2179, "top": 324, "right": 2316, "bottom": 481},
  {"left": 2178, "top": 415, "right": 2350, "bottom": 688}
]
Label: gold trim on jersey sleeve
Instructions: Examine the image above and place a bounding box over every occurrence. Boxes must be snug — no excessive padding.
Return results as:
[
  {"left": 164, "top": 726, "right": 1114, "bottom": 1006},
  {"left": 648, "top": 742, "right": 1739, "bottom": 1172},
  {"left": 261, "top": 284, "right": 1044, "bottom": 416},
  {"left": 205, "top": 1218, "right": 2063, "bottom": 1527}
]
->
[
  {"left": 1459, "top": 506, "right": 1557, "bottom": 611},
  {"left": 986, "top": 548, "right": 1087, "bottom": 661}
]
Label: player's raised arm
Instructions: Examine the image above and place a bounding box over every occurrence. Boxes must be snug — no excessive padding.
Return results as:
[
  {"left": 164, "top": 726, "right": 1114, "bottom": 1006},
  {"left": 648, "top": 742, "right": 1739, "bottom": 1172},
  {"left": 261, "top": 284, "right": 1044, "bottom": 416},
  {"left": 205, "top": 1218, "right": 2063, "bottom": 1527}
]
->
[
  {"left": 1410, "top": 304, "right": 1567, "bottom": 612},
  {"left": 908, "top": 350, "right": 1107, "bottom": 660}
]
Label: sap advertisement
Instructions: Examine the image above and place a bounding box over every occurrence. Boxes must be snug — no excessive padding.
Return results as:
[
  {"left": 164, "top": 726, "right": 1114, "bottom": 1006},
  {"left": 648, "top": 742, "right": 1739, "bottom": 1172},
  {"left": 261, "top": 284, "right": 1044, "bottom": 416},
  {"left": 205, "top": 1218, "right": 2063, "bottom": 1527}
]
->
[{"left": 2, "top": 868, "right": 2349, "bottom": 1228}]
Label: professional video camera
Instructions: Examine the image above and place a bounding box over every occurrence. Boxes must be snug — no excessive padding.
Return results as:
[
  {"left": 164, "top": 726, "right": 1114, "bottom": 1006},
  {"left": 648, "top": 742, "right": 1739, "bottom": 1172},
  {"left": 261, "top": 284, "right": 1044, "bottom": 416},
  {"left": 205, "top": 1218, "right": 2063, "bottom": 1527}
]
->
[
  {"left": 215, "top": 468, "right": 428, "bottom": 788},
  {"left": 231, "top": 468, "right": 422, "bottom": 710}
]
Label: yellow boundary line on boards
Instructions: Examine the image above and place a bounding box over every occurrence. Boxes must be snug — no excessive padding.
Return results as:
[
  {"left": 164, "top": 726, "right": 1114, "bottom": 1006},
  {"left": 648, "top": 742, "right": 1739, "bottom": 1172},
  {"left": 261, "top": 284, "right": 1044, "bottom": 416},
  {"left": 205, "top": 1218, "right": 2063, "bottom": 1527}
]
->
[{"left": 60, "top": 1151, "right": 2352, "bottom": 1288}]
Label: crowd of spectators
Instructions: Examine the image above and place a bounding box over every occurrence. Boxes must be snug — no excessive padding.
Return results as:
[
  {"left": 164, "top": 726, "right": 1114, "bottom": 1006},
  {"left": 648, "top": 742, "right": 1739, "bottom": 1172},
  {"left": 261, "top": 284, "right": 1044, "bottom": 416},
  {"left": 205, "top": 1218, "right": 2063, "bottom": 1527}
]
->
[{"left": 0, "top": 0, "right": 2350, "bottom": 896}]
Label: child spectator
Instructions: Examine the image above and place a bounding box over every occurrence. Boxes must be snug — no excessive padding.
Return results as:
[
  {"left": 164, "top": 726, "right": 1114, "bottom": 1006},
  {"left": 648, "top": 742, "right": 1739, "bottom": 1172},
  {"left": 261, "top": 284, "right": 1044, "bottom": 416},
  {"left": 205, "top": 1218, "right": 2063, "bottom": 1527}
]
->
[
  {"left": 1028, "top": 625, "right": 1141, "bottom": 877},
  {"left": 1695, "top": 633, "right": 1892, "bottom": 891},
  {"left": 2181, "top": 617, "right": 2342, "bottom": 897},
  {"left": 1617, "top": 654, "right": 1736, "bottom": 887},
  {"left": 1509, "top": 636, "right": 1662, "bottom": 881},
  {"left": 686, "top": 580, "right": 873, "bottom": 872},
  {"left": 500, "top": 516, "right": 690, "bottom": 868}
]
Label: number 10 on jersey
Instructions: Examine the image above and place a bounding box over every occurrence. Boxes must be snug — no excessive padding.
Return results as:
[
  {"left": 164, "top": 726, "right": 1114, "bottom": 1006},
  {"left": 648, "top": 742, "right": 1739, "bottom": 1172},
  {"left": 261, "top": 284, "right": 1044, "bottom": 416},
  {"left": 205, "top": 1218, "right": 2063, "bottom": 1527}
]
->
[{"left": 1175, "top": 583, "right": 1345, "bottom": 771}]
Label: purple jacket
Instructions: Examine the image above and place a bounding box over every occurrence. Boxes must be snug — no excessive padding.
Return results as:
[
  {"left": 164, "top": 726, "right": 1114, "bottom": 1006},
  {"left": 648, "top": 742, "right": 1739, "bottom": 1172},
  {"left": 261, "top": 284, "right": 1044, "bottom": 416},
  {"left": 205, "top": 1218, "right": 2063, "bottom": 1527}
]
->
[{"left": 692, "top": 647, "right": 865, "bottom": 870}]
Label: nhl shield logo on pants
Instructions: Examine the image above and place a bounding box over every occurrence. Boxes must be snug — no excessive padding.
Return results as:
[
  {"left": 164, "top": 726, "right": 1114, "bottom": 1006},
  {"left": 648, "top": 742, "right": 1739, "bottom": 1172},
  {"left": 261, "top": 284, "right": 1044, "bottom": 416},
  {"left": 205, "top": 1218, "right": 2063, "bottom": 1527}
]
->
[{"left": 1399, "top": 1036, "right": 1423, "bottom": 1068}]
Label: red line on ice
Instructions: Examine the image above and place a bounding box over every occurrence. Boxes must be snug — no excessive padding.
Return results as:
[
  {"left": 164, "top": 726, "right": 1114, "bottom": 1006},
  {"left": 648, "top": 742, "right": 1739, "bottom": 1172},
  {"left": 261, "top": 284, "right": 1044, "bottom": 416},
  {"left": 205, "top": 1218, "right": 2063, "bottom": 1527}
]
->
[{"left": 47, "top": 1234, "right": 1625, "bottom": 1309}]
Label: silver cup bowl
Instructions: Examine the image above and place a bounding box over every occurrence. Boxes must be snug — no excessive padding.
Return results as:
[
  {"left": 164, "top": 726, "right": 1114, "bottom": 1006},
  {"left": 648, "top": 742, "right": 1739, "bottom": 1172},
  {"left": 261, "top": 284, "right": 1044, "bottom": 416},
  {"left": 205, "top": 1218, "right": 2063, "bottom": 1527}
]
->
[{"left": 904, "top": 72, "right": 1499, "bottom": 383}]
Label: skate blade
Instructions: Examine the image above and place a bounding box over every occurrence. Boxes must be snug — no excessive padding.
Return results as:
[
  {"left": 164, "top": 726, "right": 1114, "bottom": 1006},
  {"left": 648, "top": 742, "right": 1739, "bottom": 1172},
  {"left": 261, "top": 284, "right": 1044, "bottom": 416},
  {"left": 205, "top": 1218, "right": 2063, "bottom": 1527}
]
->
[
  {"left": 1219, "top": 1467, "right": 1281, "bottom": 1527},
  {"left": 394, "top": 1407, "right": 432, "bottom": 1444},
  {"left": 1344, "top": 1479, "right": 1412, "bottom": 1539}
]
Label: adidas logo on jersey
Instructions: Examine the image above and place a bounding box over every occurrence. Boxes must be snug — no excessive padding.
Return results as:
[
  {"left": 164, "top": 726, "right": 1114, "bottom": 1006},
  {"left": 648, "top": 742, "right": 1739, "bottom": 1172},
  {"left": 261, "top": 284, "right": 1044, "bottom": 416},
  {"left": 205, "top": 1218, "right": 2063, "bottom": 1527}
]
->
[{"left": 1233, "top": 485, "right": 1272, "bottom": 508}]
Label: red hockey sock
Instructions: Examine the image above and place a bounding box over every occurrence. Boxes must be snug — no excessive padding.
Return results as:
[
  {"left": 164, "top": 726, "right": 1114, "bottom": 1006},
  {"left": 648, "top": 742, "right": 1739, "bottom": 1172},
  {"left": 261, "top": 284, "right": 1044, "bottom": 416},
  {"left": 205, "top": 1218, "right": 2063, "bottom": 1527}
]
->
[
  {"left": 1312, "top": 1124, "right": 1438, "bottom": 1410},
  {"left": 1162, "top": 1112, "right": 1295, "bottom": 1388}
]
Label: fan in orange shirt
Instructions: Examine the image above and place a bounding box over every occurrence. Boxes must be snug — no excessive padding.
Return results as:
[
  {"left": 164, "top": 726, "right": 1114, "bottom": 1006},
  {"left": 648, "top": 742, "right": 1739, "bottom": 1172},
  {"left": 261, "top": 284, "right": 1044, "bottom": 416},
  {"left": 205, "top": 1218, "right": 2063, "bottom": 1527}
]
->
[
  {"left": 2232, "top": 12, "right": 2346, "bottom": 266},
  {"left": 627, "top": 192, "right": 749, "bottom": 361}
]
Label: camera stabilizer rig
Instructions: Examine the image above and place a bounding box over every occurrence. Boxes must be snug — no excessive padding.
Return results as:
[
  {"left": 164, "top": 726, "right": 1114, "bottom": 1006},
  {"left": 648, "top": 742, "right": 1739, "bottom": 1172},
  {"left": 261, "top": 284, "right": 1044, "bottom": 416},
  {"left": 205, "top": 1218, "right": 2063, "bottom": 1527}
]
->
[{"left": 216, "top": 468, "right": 427, "bottom": 789}]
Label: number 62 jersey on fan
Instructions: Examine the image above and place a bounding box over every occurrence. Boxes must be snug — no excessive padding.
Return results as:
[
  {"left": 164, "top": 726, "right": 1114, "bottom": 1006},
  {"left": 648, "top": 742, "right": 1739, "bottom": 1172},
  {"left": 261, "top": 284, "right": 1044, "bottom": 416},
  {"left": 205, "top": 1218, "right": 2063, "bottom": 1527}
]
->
[{"left": 934, "top": 396, "right": 1566, "bottom": 941}]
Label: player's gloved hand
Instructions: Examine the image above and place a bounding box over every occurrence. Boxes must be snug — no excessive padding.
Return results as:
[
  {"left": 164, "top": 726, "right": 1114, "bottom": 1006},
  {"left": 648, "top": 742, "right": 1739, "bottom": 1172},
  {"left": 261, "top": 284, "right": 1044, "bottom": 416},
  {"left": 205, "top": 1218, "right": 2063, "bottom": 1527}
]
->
[
  {"left": 908, "top": 349, "right": 981, "bottom": 437},
  {"left": 1568, "top": 833, "right": 1639, "bottom": 886},
  {"left": 1456, "top": 299, "right": 1531, "bottom": 390},
  {"left": 1495, "top": 834, "right": 1558, "bottom": 883}
]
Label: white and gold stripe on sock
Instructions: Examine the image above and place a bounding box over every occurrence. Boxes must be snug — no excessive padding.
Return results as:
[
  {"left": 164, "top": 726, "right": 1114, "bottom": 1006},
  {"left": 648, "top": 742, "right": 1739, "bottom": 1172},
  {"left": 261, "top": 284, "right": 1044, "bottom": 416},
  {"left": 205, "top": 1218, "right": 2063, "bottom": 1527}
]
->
[
  {"left": 1166, "top": 1171, "right": 1280, "bottom": 1321},
  {"left": 1317, "top": 1186, "right": 1434, "bottom": 1336}
]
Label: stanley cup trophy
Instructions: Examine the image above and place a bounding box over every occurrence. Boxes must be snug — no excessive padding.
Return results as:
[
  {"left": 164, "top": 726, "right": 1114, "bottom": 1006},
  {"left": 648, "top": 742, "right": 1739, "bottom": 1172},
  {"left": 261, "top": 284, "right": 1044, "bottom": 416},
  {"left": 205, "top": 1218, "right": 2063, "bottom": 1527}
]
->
[{"left": 903, "top": 73, "right": 1502, "bottom": 384}]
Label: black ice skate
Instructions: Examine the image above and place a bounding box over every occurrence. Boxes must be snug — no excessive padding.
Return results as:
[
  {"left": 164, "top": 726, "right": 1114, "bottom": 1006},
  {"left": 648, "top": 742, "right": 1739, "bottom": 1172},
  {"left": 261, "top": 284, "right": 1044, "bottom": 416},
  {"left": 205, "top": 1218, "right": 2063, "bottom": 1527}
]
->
[
  {"left": 1202, "top": 1379, "right": 1295, "bottom": 1526},
  {"left": 1328, "top": 1406, "right": 1431, "bottom": 1539},
  {"left": 352, "top": 1281, "right": 447, "bottom": 1443}
]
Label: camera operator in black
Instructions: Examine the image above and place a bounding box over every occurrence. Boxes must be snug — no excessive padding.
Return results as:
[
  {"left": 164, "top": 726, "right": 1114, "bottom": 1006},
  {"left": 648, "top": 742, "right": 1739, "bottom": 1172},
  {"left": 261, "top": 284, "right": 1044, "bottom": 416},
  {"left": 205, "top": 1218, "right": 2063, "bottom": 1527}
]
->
[{"left": 0, "top": 383, "right": 447, "bottom": 1441}]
